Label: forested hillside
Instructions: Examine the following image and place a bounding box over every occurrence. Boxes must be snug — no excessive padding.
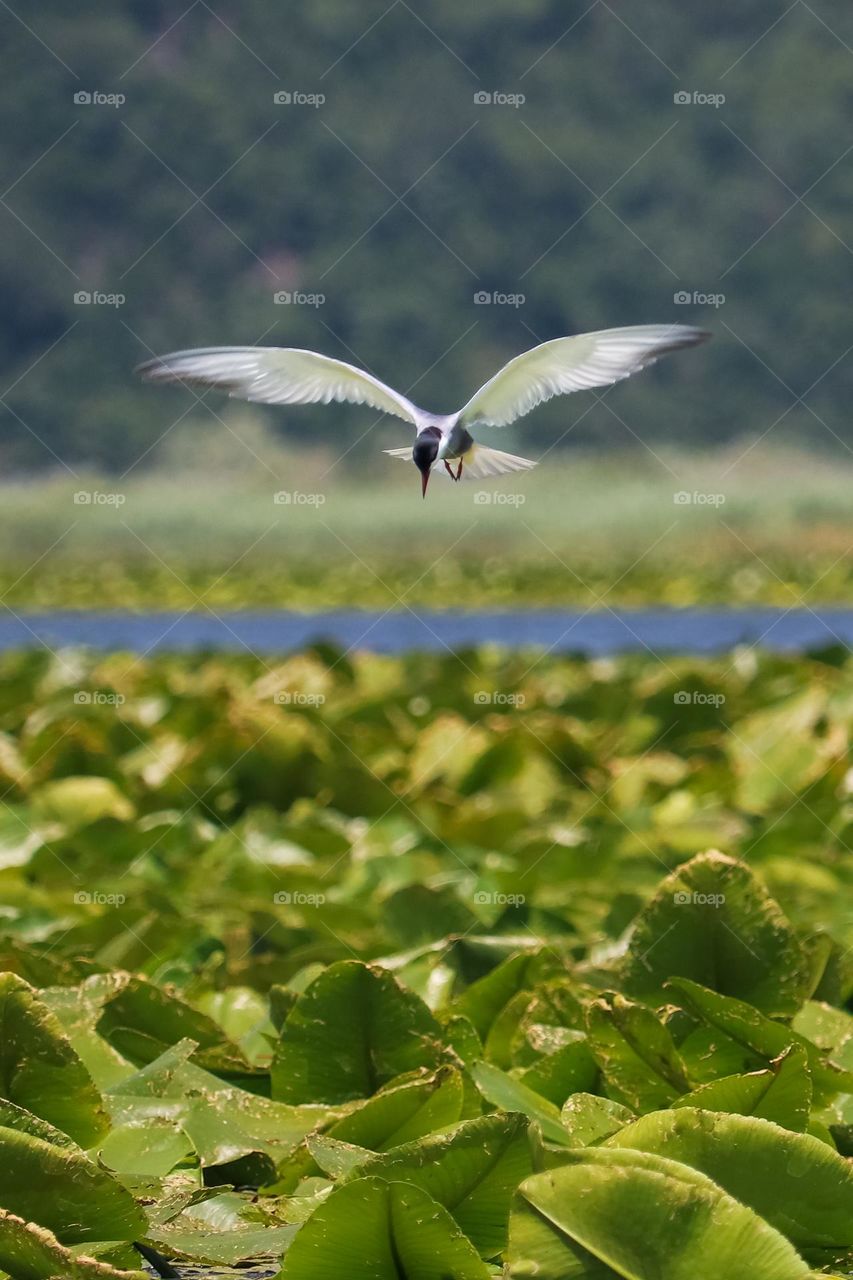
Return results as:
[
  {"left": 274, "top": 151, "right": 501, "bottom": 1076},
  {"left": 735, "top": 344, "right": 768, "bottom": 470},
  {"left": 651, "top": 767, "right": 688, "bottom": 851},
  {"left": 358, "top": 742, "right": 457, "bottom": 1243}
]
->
[{"left": 2, "top": 1, "right": 852, "bottom": 471}]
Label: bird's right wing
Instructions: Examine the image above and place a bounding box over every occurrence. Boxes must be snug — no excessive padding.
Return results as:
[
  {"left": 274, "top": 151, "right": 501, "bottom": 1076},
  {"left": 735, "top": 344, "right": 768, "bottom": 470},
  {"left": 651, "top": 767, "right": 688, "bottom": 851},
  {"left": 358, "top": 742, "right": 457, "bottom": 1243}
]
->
[{"left": 136, "top": 346, "right": 422, "bottom": 426}]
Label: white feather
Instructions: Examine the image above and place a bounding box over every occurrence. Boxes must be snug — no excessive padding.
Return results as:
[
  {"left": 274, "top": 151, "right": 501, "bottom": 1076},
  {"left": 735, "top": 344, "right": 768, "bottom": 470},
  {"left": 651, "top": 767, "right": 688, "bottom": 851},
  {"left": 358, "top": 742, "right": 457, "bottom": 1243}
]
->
[
  {"left": 458, "top": 324, "right": 708, "bottom": 428},
  {"left": 136, "top": 346, "right": 422, "bottom": 426},
  {"left": 384, "top": 443, "right": 536, "bottom": 480}
]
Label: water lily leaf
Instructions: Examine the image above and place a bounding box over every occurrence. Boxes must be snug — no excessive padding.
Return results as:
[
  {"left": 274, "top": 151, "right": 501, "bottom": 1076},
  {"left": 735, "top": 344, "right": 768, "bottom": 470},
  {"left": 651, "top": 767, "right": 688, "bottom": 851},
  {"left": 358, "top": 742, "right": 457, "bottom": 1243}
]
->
[
  {"left": 560, "top": 1093, "right": 635, "bottom": 1146},
  {"left": 40, "top": 978, "right": 136, "bottom": 1092},
  {"left": 195, "top": 985, "right": 276, "bottom": 1066},
  {"left": 31, "top": 776, "right": 134, "bottom": 829},
  {"left": 96, "top": 974, "right": 253, "bottom": 1078},
  {"left": 608, "top": 1106, "right": 853, "bottom": 1256},
  {"left": 667, "top": 978, "right": 853, "bottom": 1106},
  {"left": 276, "top": 1175, "right": 490, "bottom": 1280},
  {"left": 620, "top": 851, "right": 812, "bottom": 1016},
  {"left": 147, "top": 1223, "right": 297, "bottom": 1267},
  {"left": 585, "top": 993, "right": 690, "bottom": 1112},
  {"left": 383, "top": 884, "right": 478, "bottom": 946},
  {"left": 307, "top": 1133, "right": 371, "bottom": 1179},
  {"left": 0, "top": 972, "right": 109, "bottom": 1146},
  {"left": 731, "top": 688, "right": 838, "bottom": 816},
  {"left": 110, "top": 1040, "right": 326, "bottom": 1169},
  {"left": 336, "top": 1066, "right": 466, "bottom": 1149},
  {"left": 274, "top": 1067, "right": 465, "bottom": 1192},
  {"left": 0, "top": 1125, "right": 146, "bottom": 1244},
  {"left": 509, "top": 1147, "right": 811, "bottom": 1279},
  {"left": 271, "top": 961, "right": 443, "bottom": 1104},
  {"left": 0, "top": 808, "right": 42, "bottom": 870},
  {"left": 452, "top": 950, "right": 561, "bottom": 1041},
  {"left": 672, "top": 1046, "right": 812, "bottom": 1131},
  {"left": 0, "top": 1098, "right": 81, "bottom": 1150},
  {"left": 793, "top": 1001, "right": 853, "bottom": 1058},
  {"left": 97, "top": 1118, "right": 194, "bottom": 1178},
  {"left": 469, "top": 1062, "right": 568, "bottom": 1145},
  {"left": 441, "top": 1013, "right": 483, "bottom": 1067},
  {"left": 485, "top": 989, "right": 540, "bottom": 1068},
  {"left": 517, "top": 1036, "right": 598, "bottom": 1106},
  {"left": 0, "top": 941, "right": 96, "bottom": 990},
  {"left": 355, "top": 1113, "right": 532, "bottom": 1257},
  {"left": 146, "top": 1191, "right": 297, "bottom": 1266},
  {"left": 0, "top": 1210, "right": 146, "bottom": 1280}
]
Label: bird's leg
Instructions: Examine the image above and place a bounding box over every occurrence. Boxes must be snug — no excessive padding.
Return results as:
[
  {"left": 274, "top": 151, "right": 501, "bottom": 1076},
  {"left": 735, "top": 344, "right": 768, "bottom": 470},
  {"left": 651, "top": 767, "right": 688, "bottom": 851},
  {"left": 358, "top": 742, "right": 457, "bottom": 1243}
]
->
[
  {"left": 444, "top": 461, "right": 455, "bottom": 478},
  {"left": 455, "top": 460, "right": 463, "bottom": 481}
]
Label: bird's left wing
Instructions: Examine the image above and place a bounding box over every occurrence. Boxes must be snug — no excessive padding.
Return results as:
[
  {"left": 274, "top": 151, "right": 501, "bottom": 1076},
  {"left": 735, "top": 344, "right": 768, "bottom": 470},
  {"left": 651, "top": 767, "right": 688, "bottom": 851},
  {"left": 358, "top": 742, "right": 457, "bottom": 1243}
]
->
[
  {"left": 457, "top": 325, "right": 709, "bottom": 428},
  {"left": 136, "top": 346, "right": 422, "bottom": 426}
]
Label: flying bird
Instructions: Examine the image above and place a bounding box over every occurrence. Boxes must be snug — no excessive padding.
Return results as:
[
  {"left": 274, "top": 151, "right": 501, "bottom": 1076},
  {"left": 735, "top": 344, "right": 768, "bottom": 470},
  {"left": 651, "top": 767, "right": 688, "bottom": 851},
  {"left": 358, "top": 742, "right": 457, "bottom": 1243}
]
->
[{"left": 137, "top": 324, "right": 709, "bottom": 498}]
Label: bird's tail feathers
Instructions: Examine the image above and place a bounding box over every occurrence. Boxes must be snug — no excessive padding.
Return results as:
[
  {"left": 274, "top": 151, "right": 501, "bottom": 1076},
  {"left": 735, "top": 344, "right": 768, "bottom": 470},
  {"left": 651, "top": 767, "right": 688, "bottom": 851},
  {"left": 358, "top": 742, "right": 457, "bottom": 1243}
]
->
[
  {"left": 458, "top": 444, "right": 537, "bottom": 480},
  {"left": 383, "top": 443, "right": 536, "bottom": 481}
]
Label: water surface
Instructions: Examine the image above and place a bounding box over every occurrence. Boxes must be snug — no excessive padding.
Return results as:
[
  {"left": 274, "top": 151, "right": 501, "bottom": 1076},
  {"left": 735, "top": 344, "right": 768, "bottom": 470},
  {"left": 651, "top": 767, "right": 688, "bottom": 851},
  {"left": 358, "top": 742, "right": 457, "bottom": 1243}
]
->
[{"left": 3, "top": 608, "right": 851, "bottom": 655}]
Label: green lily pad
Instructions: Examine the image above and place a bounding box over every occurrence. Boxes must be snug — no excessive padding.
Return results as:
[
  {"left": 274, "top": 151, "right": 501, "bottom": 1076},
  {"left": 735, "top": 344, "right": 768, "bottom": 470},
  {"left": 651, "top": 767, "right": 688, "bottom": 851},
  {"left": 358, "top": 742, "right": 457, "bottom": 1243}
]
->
[
  {"left": 0, "top": 973, "right": 109, "bottom": 1146},
  {"left": 509, "top": 1147, "right": 812, "bottom": 1279},
  {"left": 276, "top": 1175, "right": 489, "bottom": 1279},
  {"left": 271, "top": 961, "right": 443, "bottom": 1104}
]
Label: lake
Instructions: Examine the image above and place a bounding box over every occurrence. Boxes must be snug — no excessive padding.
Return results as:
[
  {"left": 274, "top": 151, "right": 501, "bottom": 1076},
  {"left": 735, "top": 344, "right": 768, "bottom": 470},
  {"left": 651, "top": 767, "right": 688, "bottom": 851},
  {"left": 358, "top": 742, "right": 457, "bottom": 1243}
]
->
[{"left": 2, "top": 607, "right": 851, "bottom": 655}]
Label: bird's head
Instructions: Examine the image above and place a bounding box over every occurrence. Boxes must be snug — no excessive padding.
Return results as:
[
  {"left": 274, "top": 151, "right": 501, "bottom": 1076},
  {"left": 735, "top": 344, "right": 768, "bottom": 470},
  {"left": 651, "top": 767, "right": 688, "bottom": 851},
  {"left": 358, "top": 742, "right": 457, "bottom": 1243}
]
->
[{"left": 413, "top": 433, "right": 439, "bottom": 498}]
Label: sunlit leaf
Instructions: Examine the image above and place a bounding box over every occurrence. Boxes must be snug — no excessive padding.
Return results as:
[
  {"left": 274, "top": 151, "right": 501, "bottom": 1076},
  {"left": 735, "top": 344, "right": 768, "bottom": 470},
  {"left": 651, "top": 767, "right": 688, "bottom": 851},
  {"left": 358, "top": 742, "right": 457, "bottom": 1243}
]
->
[
  {"left": 668, "top": 978, "right": 853, "bottom": 1106},
  {"left": 509, "top": 1147, "right": 812, "bottom": 1279},
  {"left": 276, "top": 1175, "right": 490, "bottom": 1280},
  {"left": 672, "top": 1046, "right": 812, "bottom": 1131},
  {"left": 585, "top": 992, "right": 690, "bottom": 1112},
  {"left": 271, "top": 961, "right": 443, "bottom": 1104},
  {"left": 469, "top": 1061, "right": 568, "bottom": 1145},
  {"left": 620, "top": 851, "right": 813, "bottom": 1015},
  {"left": 0, "top": 1210, "right": 146, "bottom": 1280},
  {"left": 0, "top": 1126, "right": 146, "bottom": 1244},
  {"left": 608, "top": 1106, "right": 853, "bottom": 1256},
  {"left": 355, "top": 1113, "right": 532, "bottom": 1257},
  {"left": 0, "top": 973, "right": 109, "bottom": 1146}
]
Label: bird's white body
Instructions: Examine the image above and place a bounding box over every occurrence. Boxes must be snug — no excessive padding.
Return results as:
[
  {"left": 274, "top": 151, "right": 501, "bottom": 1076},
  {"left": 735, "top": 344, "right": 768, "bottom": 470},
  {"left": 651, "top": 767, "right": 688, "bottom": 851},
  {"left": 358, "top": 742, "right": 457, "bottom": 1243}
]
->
[{"left": 137, "top": 324, "right": 708, "bottom": 493}]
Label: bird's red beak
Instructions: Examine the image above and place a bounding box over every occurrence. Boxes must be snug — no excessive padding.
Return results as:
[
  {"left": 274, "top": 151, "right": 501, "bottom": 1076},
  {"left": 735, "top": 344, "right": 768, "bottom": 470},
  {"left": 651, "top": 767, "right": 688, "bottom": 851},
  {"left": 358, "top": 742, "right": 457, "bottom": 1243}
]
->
[{"left": 421, "top": 469, "right": 430, "bottom": 499}]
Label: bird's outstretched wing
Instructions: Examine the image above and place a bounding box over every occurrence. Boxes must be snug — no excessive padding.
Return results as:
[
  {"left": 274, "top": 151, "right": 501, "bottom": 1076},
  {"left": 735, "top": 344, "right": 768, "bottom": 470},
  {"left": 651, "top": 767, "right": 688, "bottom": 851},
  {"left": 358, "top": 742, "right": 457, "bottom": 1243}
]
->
[
  {"left": 136, "top": 346, "right": 422, "bottom": 426},
  {"left": 457, "top": 325, "right": 709, "bottom": 428}
]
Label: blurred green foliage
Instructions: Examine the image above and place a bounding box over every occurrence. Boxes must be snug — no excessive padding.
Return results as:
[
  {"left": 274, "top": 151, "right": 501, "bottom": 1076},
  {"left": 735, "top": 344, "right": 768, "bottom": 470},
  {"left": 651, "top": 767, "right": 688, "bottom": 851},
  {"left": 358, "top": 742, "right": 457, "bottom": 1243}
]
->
[
  {"left": 0, "top": 443, "right": 850, "bottom": 606},
  {"left": 0, "top": 643, "right": 850, "bottom": 964}
]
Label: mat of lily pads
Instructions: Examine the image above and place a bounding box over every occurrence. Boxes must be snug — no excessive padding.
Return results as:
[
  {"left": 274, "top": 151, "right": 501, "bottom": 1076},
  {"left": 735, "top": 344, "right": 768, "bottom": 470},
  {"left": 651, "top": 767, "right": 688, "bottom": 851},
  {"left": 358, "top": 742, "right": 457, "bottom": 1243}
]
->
[{"left": 0, "top": 644, "right": 850, "bottom": 1279}]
